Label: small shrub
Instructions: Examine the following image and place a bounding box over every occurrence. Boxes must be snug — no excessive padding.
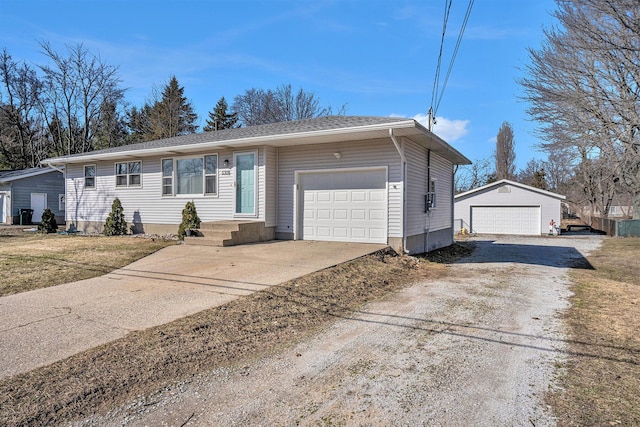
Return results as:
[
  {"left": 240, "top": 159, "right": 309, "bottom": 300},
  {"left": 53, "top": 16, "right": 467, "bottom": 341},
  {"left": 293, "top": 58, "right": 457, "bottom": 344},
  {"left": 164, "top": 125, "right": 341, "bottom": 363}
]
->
[
  {"left": 38, "top": 208, "right": 58, "bottom": 234},
  {"left": 104, "top": 198, "right": 128, "bottom": 236},
  {"left": 178, "top": 201, "right": 201, "bottom": 239}
]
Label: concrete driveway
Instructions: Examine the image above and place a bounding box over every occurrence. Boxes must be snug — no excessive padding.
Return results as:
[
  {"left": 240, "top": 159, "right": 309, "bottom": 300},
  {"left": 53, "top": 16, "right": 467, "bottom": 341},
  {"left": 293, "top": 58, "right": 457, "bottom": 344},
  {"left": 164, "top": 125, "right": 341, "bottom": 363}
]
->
[{"left": 0, "top": 240, "right": 386, "bottom": 380}]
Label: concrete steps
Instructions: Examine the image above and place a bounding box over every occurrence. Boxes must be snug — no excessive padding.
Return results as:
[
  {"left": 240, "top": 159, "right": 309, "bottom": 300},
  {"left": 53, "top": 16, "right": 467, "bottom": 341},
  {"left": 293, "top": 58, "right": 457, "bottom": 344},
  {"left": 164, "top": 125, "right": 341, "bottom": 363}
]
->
[{"left": 184, "top": 220, "right": 275, "bottom": 247}]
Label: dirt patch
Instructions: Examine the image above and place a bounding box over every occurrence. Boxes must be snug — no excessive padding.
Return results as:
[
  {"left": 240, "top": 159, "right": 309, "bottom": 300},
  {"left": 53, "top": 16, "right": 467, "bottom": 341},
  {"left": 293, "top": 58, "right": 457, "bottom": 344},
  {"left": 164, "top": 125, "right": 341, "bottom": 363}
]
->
[
  {"left": 72, "top": 237, "right": 600, "bottom": 426},
  {"left": 0, "top": 247, "right": 456, "bottom": 426}
]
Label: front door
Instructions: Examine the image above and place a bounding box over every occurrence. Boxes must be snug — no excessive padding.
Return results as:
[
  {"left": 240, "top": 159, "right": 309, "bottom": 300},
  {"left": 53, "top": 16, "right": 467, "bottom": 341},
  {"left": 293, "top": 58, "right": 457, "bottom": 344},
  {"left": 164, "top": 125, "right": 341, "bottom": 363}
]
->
[
  {"left": 234, "top": 152, "right": 256, "bottom": 215},
  {"left": 30, "top": 193, "right": 47, "bottom": 223}
]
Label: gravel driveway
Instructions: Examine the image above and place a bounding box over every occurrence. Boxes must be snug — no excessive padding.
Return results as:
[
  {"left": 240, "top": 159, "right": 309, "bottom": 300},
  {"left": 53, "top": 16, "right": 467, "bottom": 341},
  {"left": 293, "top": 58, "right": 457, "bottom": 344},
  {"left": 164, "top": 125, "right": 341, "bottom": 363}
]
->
[{"left": 79, "top": 235, "right": 603, "bottom": 426}]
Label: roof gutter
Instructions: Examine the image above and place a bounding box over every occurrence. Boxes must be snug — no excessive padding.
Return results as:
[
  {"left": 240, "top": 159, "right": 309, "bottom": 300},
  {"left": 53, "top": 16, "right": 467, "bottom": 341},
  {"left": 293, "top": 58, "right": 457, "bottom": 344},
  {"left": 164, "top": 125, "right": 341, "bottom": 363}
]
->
[
  {"left": 43, "top": 120, "right": 419, "bottom": 165},
  {"left": 40, "top": 161, "right": 65, "bottom": 174},
  {"left": 389, "top": 128, "right": 409, "bottom": 254}
]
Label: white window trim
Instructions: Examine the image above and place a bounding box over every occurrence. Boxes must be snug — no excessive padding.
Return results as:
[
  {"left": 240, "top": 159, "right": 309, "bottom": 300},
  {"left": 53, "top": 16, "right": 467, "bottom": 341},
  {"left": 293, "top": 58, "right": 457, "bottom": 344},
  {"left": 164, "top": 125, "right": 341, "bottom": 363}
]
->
[
  {"left": 162, "top": 154, "right": 219, "bottom": 198},
  {"left": 115, "top": 160, "right": 142, "bottom": 188},
  {"left": 161, "top": 158, "right": 174, "bottom": 197},
  {"left": 84, "top": 165, "right": 96, "bottom": 190},
  {"left": 58, "top": 194, "right": 65, "bottom": 211}
]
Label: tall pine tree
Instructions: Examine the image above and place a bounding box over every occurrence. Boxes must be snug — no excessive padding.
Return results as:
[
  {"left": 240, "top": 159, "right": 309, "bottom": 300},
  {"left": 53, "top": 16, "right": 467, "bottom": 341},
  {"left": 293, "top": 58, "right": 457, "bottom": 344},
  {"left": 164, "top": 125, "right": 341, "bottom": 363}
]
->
[
  {"left": 148, "top": 75, "right": 197, "bottom": 139},
  {"left": 203, "top": 97, "right": 239, "bottom": 131}
]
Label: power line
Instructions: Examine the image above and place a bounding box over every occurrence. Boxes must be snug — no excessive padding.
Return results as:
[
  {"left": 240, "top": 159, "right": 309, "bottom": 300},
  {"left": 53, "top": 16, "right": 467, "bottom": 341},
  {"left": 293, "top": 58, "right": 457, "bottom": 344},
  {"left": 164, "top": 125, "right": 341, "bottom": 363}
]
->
[
  {"left": 430, "top": 0, "right": 453, "bottom": 119},
  {"left": 430, "top": 0, "right": 475, "bottom": 127}
]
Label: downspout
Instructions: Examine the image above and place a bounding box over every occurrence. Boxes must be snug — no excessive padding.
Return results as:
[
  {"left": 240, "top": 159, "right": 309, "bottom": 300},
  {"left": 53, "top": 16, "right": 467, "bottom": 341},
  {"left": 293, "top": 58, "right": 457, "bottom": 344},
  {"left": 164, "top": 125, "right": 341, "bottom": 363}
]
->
[
  {"left": 425, "top": 149, "right": 431, "bottom": 253},
  {"left": 41, "top": 161, "right": 65, "bottom": 174},
  {"left": 389, "top": 129, "right": 409, "bottom": 254}
]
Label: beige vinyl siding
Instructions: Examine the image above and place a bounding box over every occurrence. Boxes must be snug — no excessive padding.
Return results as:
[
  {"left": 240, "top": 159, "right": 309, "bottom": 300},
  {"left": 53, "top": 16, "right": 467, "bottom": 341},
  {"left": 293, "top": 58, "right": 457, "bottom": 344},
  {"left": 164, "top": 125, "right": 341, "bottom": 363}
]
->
[
  {"left": 405, "top": 141, "right": 453, "bottom": 236},
  {"left": 276, "top": 138, "right": 402, "bottom": 238},
  {"left": 65, "top": 148, "right": 267, "bottom": 227},
  {"left": 264, "top": 145, "right": 278, "bottom": 227},
  {"left": 405, "top": 140, "right": 427, "bottom": 236},
  {"left": 427, "top": 154, "right": 453, "bottom": 231}
]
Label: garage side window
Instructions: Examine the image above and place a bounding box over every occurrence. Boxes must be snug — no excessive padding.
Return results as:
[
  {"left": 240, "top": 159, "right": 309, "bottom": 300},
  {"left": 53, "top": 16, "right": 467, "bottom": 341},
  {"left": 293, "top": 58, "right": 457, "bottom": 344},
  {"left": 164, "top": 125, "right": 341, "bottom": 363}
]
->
[{"left": 84, "top": 165, "right": 96, "bottom": 189}]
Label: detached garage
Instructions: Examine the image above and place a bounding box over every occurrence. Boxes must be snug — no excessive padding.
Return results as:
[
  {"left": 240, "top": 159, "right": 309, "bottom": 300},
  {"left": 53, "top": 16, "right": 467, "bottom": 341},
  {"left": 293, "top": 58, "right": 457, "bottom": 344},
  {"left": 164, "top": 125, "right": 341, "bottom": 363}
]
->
[{"left": 454, "top": 179, "right": 565, "bottom": 236}]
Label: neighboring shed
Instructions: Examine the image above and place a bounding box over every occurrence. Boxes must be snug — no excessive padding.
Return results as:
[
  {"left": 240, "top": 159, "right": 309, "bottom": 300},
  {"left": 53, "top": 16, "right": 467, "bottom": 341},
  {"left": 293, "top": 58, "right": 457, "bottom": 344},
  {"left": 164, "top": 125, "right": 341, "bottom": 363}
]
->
[
  {"left": 0, "top": 167, "right": 65, "bottom": 225},
  {"left": 454, "top": 179, "right": 565, "bottom": 235}
]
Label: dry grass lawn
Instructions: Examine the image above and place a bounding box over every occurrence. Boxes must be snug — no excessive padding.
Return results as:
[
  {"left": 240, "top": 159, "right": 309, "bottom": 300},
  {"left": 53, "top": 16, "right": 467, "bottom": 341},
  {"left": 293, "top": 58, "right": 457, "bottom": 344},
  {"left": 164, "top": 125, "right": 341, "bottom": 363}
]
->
[
  {"left": 0, "top": 228, "right": 176, "bottom": 296},
  {"left": 547, "top": 238, "right": 640, "bottom": 426}
]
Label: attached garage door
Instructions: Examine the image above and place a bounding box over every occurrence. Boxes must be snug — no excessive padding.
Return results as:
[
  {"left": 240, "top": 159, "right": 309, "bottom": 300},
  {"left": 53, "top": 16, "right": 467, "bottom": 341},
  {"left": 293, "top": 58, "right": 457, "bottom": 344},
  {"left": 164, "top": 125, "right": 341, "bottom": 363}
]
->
[
  {"left": 299, "top": 169, "right": 387, "bottom": 244},
  {"left": 471, "top": 206, "right": 540, "bottom": 235}
]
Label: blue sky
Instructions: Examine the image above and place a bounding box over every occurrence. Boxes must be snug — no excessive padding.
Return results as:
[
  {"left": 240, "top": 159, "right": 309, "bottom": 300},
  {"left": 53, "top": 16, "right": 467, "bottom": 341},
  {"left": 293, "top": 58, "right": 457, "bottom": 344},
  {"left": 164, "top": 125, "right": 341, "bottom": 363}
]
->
[{"left": 1, "top": 0, "right": 558, "bottom": 169}]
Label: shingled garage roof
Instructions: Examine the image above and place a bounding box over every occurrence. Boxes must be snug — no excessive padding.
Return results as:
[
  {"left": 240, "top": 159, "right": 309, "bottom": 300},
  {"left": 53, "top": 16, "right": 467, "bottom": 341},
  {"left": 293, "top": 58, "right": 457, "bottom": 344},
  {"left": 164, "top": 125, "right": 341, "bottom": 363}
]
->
[
  {"left": 42, "top": 116, "right": 471, "bottom": 165},
  {"left": 0, "top": 166, "right": 60, "bottom": 183}
]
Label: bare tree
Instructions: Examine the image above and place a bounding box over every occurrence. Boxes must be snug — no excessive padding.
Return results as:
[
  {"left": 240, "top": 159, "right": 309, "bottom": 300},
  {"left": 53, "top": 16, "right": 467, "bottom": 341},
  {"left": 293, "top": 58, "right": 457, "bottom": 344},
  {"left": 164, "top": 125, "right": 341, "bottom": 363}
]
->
[
  {"left": 232, "top": 84, "right": 345, "bottom": 127},
  {"left": 520, "top": 0, "right": 640, "bottom": 219},
  {"left": 0, "top": 49, "right": 47, "bottom": 169},
  {"left": 454, "top": 157, "right": 493, "bottom": 193},
  {"left": 495, "top": 121, "right": 516, "bottom": 180},
  {"left": 38, "top": 42, "right": 126, "bottom": 155},
  {"left": 517, "top": 158, "right": 547, "bottom": 189}
]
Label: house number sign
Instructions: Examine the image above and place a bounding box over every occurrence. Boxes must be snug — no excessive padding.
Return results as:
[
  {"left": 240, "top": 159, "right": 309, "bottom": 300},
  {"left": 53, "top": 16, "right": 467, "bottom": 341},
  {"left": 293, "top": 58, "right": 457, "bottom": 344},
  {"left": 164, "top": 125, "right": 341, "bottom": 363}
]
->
[{"left": 220, "top": 170, "right": 231, "bottom": 176}]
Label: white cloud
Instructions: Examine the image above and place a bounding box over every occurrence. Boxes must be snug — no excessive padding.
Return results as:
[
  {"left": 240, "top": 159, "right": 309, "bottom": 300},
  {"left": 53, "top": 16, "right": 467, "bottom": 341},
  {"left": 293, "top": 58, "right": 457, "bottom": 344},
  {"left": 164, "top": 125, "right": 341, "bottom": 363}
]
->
[{"left": 412, "top": 114, "right": 470, "bottom": 142}]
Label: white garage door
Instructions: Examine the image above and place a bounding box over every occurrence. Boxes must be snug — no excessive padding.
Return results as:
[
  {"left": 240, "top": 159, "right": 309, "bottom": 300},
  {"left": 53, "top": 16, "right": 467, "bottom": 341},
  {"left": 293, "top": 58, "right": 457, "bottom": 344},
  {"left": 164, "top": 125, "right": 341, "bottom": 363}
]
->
[
  {"left": 471, "top": 206, "right": 540, "bottom": 235},
  {"left": 299, "top": 169, "right": 387, "bottom": 244}
]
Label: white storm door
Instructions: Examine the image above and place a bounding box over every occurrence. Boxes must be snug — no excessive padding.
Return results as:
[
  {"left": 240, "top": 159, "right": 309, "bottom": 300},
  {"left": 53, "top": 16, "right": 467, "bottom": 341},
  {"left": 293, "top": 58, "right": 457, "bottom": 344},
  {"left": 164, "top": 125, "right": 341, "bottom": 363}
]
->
[
  {"left": 30, "top": 193, "right": 47, "bottom": 223},
  {"left": 234, "top": 152, "right": 256, "bottom": 215},
  {"left": 299, "top": 169, "right": 387, "bottom": 244}
]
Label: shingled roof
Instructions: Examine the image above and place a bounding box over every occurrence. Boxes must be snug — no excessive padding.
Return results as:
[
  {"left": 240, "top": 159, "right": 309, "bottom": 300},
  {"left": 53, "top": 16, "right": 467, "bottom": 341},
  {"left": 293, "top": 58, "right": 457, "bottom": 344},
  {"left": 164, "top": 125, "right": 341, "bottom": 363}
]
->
[{"left": 43, "top": 116, "right": 471, "bottom": 165}]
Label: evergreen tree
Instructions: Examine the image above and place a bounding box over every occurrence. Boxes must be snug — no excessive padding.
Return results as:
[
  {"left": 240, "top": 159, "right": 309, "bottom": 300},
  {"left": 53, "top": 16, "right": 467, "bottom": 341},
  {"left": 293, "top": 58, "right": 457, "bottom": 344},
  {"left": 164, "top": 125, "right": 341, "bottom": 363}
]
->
[
  {"left": 38, "top": 208, "right": 58, "bottom": 233},
  {"left": 203, "top": 97, "right": 239, "bottom": 131},
  {"left": 104, "top": 198, "right": 128, "bottom": 236},
  {"left": 148, "top": 76, "right": 197, "bottom": 139}
]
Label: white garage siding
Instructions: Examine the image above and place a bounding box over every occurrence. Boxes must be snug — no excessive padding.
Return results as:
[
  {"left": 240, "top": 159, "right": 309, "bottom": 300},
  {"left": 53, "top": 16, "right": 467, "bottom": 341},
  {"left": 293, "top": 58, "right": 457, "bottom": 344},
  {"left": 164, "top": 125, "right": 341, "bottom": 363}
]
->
[
  {"left": 277, "top": 139, "right": 402, "bottom": 240},
  {"left": 454, "top": 180, "right": 565, "bottom": 236},
  {"left": 405, "top": 140, "right": 453, "bottom": 235},
  {"left": 298, "top": 169, "right": 387, "bottom": 244},
  {"left": 471, "top": 206, "right": 540, "bottom": 235}
]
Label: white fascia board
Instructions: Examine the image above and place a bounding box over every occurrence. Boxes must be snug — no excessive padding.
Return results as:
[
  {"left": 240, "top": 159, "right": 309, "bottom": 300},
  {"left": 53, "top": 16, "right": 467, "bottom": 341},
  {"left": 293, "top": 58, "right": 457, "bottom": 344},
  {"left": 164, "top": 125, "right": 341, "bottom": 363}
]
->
[
  {"left": 455, "top": 179, "right": 566, "bottom": 200},
  {"left": 0, "top": 167, "right": 62, "bottom": 183},
  {"left": 43, "top": 120, "right": 419, "bottom": 165}
]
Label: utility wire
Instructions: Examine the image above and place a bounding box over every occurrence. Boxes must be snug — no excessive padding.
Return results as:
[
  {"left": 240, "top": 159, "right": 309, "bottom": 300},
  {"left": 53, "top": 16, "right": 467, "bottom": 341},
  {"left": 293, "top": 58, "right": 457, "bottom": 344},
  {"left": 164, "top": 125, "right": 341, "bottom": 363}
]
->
[
  {"left": 431, "top": 0, "right": 453, "bottom": 118},
  {"left": 430, "top": 0, "right": 475, "bottom": 122}
]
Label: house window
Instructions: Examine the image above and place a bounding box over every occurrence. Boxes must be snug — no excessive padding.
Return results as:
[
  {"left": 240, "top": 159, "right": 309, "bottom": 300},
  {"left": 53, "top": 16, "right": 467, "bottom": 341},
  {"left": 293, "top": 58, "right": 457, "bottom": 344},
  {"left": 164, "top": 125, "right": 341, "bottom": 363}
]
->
[
  {"left": 176, "top": 157, "right": 204, "bottom": 195},
  {"left": 162, "top": 159, "right": 173, "bottom": 196},
  {"left": 164, "top": 155, "right": 218, "bottom": 196},
  {"left": 84, "top": 165, "right": 96, "bottom": 189},
  {"left": 204, "top": 155, "right": 218, "bottom": 195},
  {"left": 115, "top": 161, "right": 142, "bottom": 187}
]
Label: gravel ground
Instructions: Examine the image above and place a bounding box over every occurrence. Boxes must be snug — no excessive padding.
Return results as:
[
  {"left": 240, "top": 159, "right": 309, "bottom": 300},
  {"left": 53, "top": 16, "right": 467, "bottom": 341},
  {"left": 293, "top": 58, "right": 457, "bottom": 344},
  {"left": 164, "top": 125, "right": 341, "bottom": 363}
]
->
[{"left": 77, "top": 235, "right": 604, "bottom": 426}]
